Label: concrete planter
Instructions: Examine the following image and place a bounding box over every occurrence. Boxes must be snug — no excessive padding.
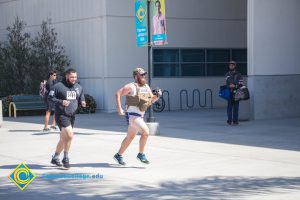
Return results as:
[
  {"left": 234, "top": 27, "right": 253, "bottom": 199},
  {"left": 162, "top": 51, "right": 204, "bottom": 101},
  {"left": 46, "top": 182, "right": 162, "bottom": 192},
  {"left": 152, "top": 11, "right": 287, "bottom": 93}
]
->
[{"left": 239, "top": 100, "right": 250, "bottom": 121}]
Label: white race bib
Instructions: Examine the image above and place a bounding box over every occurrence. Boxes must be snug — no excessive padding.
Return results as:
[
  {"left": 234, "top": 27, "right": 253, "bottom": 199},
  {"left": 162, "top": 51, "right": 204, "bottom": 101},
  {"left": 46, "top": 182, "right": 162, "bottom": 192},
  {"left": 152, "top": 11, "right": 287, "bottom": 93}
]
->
[
  {"left": 66, "top": 91, "right": 76, "bottom": 100},
  {"left": 139, "top": 87, "right": 149, "bottom": 94}
]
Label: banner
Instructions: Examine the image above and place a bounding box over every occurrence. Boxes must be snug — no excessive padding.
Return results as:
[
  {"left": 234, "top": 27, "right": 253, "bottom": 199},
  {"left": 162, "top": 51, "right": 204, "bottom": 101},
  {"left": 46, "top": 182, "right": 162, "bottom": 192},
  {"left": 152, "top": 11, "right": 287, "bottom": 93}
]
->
[
  {"left": 151, "top": 0, "right": 167, "bottom": 45},
  {"left": 135, "top": 0, "right": 148, "bottom": 47}
]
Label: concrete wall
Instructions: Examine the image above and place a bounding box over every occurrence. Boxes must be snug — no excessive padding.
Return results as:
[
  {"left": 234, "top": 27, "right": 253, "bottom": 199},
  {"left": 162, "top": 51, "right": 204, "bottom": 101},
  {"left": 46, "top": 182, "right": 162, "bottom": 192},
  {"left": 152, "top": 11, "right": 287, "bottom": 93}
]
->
[
  {"left": 104, "top": 0, "right": 247, "bottom": 111},
  {"left": 0, "top": 0, "right": 247, "bottom": 112},
  {"left": 248, "top": 75, "right": 300, "bottom": 119},
  {"left": 248, "top": 0, "right": 300, "bottom": 119}
]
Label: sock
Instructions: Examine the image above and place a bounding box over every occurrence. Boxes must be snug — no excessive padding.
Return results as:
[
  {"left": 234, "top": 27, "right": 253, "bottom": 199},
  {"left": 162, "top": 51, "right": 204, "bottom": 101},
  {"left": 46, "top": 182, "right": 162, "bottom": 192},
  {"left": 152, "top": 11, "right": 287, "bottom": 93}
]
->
[
  {"left": 63, "top": 151, "right": 69, "bottom": 159},
  {"left": 53, "top": 152, "right": 60, "bottom": 159}
]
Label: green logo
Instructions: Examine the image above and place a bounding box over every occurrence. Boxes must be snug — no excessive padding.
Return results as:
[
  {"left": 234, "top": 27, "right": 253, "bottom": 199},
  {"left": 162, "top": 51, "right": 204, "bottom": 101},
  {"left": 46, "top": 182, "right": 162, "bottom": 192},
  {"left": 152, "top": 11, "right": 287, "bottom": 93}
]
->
[
  {"left": 8, "top": 162, "right": 36, "bottom": 190},
  {"left": 136, "top": 5, "right": 146, "bottom": 23}
]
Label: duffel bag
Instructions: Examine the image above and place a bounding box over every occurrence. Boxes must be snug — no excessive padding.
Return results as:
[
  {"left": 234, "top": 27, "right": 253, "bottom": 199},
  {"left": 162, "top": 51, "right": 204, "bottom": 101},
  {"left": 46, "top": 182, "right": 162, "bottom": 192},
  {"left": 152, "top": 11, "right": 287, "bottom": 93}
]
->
[
  {"left": 219, "top": 85, "right": 231, "bottom": 101},
  {"left": 233, "top": 86, "right": 250, "bottom": 101}
]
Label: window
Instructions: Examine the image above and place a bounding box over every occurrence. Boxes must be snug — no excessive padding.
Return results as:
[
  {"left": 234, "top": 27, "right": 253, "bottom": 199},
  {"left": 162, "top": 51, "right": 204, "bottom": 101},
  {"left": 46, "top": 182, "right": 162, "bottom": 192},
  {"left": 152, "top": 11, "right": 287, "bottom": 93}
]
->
[
  {"left": 153, "top": 49, "right": 180, "bottom": 77},
  {"left": 207, "top": 49, "right": 230, "bottom": 62},
  {"left": 154, "top": 63, "right": 180, "bottom": 77},
  {"left": 153, "top": 48, "right": 247, "bottom": 77}
]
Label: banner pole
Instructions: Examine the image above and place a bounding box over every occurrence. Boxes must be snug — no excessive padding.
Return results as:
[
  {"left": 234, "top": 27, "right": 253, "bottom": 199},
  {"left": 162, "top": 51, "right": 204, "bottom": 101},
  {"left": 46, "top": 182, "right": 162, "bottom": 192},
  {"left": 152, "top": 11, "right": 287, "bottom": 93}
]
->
[{"left": 146, "top": 0, "right": 155, "bottom": 122}]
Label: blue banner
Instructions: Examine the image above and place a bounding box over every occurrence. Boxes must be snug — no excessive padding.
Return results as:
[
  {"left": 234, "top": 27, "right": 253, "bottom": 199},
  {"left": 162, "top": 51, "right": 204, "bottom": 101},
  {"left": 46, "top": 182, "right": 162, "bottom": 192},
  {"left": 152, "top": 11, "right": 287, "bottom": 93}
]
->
[{"left": 135, "top": 0, "right": 148, "bottom": 47}]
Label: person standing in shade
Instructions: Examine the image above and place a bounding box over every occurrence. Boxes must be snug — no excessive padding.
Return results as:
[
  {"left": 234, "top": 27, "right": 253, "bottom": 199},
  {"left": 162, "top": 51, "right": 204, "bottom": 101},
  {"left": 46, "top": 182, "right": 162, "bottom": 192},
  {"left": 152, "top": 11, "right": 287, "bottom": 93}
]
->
[
  {"left": 48, "top": 68, "right": 86, "bottom": 169},
  {"left": 114, "top": 67, "right": 161, "bottom": 165},
  {"left": 225, "top": 61, "right": 244, "bottom": 125},
  {"left": 43, "top": 70, "right": 58, "bottom": 132}
]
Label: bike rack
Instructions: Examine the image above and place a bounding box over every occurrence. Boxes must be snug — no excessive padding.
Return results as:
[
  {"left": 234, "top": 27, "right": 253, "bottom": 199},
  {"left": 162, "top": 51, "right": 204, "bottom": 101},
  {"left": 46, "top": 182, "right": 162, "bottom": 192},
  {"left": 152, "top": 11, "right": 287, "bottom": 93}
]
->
[
  {"left": 180, "top": 89, "right": 194, "bottom": 109},
  {"left": 180, "top": 89, "right": 213, "bottom": 110},
  {"left": 162, "top": 90, "right": 170, "bottom": 111},
  {"left": 205, "top": 89, "right": 213, "bottom": 109}
]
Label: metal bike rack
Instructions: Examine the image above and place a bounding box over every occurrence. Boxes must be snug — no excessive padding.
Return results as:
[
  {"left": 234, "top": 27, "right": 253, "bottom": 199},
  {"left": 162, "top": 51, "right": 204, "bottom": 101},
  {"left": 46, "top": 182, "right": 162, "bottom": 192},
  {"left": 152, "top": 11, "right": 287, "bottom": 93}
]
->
[
  {"left": 205, "top": 89, "right": 213, "bottom": 109},
  {"left": 180, "top": 89, "right": 213, "bottom": 110},
  {"left": 162, "top": 90, "right": 170, "bottom": 111},
  {"left": 180, "top": 89, "right": 194, "bottom": 110}
]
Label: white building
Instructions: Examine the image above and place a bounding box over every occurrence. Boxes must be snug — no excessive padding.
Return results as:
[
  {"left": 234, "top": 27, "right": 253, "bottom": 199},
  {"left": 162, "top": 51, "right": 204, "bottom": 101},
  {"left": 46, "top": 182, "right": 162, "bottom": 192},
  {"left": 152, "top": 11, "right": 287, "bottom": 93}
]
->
[{"left": 0, "top": 0, "right": 299, "bottom": 119}]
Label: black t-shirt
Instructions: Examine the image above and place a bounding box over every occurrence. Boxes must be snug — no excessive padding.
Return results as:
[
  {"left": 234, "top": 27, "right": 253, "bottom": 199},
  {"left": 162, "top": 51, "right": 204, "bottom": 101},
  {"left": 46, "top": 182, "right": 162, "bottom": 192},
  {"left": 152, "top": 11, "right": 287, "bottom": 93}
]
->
[{"left": 45, "top": 79, "right": 57, "bottom": 98}]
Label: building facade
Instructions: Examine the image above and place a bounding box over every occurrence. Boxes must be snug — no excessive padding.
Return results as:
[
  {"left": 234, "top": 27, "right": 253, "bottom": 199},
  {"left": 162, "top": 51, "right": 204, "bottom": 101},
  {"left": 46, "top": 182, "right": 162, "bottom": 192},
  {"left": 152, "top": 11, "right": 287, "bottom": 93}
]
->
[{"left": 0, "top": 0, "right": 299, "bottom": 119}]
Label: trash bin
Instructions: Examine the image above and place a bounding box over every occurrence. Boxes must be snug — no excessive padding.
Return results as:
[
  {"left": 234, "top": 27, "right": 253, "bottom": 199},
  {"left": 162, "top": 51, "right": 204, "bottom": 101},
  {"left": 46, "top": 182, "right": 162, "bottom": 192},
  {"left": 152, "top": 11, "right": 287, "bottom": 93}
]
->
[
  {"left": 0, "top": 100, "right": 3, "bottom": 127},
  {"left": 239, "top": 100, "right": 250, "bottom": 121}
]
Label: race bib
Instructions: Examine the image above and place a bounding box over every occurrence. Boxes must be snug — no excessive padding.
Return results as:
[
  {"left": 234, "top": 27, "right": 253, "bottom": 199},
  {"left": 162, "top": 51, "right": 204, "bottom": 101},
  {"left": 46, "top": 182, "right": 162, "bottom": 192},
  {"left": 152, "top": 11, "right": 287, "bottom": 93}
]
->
[
  {"left": 139, "top": 87, "right": 149, "bottom": 94},
  {"left": 66, "top": 91, "right": 76, "bottom": 100}
]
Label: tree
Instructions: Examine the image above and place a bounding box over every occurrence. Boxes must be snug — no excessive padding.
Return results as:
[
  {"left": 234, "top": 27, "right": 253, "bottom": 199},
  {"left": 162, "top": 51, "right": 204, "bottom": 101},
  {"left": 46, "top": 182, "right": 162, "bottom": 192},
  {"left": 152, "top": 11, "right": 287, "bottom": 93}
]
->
[
  {"left": 2, "top": 17, "right": 32, "bottom": 94},
  {"left": 0, "top": 17, "right": 71, "bottom": 95},
  {"left": 31, "top": 18, "right": 70, "bottom": 80},
  {"left": 0, "top": 42, "right": 6, "bottom": 96}
]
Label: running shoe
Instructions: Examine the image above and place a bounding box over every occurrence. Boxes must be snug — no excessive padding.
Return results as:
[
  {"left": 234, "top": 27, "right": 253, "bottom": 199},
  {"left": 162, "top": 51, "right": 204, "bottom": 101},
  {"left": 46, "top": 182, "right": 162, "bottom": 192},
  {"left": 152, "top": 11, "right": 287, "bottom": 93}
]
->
[
  {"left": 51, "top": 156, "right": 62, "bottom": 167},
  {"left": 137, "top": 153, "right": 150, "bottom": 164},
  {"left": 113, "top": 153, "right": 126, "bottom": 165},
  {"left": 62, "top": 158, "right": 70, "bottom": 169},
  {"left": 43, "top": 128, "right": 51, "bottom": 132}
]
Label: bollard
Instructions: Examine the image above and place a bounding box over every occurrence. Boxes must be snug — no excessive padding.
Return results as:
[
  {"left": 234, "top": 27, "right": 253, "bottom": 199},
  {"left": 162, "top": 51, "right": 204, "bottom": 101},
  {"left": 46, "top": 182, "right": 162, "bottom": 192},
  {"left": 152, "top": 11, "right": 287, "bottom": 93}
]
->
[
  {"left": 146, "top": 122, "right": 160, "bottom": 135},
  {"left": 0, "top": 100, "right": 3, "bottom": 128}
]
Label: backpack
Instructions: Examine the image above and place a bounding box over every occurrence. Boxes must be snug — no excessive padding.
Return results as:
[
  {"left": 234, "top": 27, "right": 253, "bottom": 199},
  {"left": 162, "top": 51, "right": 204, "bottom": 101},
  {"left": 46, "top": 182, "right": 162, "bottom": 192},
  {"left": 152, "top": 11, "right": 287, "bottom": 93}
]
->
[{"left": 39, "top": 80, "right": 47, "bottom": 99}]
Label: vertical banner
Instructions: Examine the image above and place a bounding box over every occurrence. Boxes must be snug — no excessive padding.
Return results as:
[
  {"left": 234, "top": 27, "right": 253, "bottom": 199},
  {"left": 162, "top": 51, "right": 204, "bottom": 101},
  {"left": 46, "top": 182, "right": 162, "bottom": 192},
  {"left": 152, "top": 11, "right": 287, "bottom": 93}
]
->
[
  {"left": 135, "top": 0, "right": 148, "bottom": 47},
  {"left": 151, "top": 0, "right": 167, "bottom": 45}
]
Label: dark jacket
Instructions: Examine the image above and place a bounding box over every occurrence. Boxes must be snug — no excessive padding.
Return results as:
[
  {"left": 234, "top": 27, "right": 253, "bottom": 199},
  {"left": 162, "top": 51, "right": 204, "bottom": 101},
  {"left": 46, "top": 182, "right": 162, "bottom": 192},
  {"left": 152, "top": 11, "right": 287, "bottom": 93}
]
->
[
  {"left": 225, "top": 70, "right": 243, "bottom": 89},
  {"left": 48, "top": 79, "right": 85, "bottom": 116}
]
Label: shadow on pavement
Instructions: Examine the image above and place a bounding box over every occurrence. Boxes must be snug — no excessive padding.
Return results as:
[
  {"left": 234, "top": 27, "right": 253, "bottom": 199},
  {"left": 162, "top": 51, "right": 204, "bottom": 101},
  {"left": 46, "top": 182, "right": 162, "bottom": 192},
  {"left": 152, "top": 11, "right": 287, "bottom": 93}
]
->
[
  {"left": 0, "top": 163, "right": 145, "bottom": 170},
  {"left": 3, "top": 110, "right": 300, "bottom": 151},
  {"left": 1, "top": 176, "right": 300, "bottom": 200}
]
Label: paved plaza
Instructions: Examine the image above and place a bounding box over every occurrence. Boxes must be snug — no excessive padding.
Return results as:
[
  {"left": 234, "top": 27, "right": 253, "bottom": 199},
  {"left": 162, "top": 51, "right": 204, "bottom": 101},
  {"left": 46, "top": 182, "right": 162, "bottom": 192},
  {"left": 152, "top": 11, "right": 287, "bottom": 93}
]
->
[{"left": 0, "top": 109, "right": 300, "bottom": 199}]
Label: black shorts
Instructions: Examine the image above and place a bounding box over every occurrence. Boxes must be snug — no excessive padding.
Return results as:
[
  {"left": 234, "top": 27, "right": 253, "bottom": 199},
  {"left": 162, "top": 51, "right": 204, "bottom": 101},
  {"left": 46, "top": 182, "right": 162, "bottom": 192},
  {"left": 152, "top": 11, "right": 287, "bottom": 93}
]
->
[
  {"left": 56, "top": 114, "right": 75, "bottom": 130},
  {"left": 46, "top": 101, "right": 55, "bottom": 112}
]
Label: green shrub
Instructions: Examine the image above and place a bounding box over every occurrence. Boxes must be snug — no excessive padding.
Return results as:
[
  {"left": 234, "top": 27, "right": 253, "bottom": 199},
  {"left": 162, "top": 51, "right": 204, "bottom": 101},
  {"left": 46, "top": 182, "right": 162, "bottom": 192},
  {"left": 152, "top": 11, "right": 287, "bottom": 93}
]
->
[
  {"left": 1, "top": 95, "right": 13, "bottom": 116},
  {"left": 77, "top": 94, "right": 97, "bottom": 114}
]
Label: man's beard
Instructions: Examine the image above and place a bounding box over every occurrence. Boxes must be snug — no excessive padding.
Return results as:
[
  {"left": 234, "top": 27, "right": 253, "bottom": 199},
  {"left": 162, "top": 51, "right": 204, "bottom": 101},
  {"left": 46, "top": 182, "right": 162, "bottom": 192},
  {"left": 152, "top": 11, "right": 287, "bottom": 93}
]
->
[
  {"left": 137, "top": 76, "right": 146, "bottom": 86},
  {"left": 67, "top": 78, "right": 76, "bottom": 86}
]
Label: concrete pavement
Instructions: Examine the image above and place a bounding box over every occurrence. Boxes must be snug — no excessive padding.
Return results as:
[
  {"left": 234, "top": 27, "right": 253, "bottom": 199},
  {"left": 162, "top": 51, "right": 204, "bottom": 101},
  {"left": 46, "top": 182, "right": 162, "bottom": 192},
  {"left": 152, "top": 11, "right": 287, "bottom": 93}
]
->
[{"left": 0, "top": 109, "right": 300, "bottom": 199}]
